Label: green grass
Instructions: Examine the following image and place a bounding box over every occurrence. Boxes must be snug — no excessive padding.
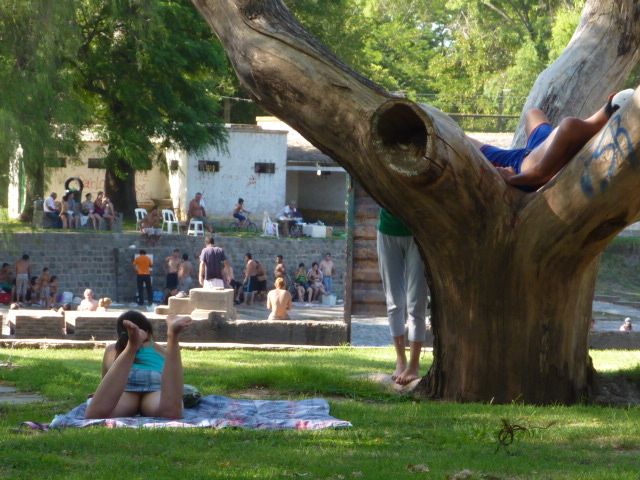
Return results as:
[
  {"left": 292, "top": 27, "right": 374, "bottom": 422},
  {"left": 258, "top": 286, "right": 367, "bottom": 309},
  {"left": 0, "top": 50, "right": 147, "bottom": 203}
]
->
[
  {"left": 596, "top": 237, "right": 640, "bottom": 299},
  {"left": 1, "top": 348, "right": 640, "bottom": 479}
]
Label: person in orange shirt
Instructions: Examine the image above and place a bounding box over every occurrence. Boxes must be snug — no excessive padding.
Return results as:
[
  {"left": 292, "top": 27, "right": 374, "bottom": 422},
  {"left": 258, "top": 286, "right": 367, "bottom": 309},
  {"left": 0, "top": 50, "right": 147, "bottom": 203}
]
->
[{"left": 133, "top": 249, "right": 153, "bottom": 306}]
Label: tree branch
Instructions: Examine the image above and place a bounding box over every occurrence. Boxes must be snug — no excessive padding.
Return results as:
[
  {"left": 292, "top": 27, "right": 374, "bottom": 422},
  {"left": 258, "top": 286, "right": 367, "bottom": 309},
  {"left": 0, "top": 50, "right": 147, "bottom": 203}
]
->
[
  {"left": 513, "top": 0, "right": 640, "bottom": 146},
  {"left": 192, "top": 0, "right": 515, "bottom": 242},
  {"left": 519, "top": 90, "right": 640, "bottom": 257}
]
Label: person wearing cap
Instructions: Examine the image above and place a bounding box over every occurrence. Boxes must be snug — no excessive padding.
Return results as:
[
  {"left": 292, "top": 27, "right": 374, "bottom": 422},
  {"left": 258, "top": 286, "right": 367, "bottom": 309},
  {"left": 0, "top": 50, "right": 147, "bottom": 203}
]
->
[
  {"left": 468, "top": 89, "right": 636, "bottom": 191},
  {"left": 620, "top": 317, "right": 633, "bottom": 332}
]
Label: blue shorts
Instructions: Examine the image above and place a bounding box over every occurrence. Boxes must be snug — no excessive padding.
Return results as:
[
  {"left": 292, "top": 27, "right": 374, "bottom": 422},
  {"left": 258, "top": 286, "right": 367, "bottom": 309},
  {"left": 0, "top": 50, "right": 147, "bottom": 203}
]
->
[
  {"left": 246, "top": 275, "right": 258, "bottom": 293},
  {"left": 233, "top": 213, "right": 246, "bottom": 222},
  {"left": 125, "top": 368, "right": 162, "bottom": 393},
  {"left": 480, "top": 123, "right": 553, "bottom": 174}
]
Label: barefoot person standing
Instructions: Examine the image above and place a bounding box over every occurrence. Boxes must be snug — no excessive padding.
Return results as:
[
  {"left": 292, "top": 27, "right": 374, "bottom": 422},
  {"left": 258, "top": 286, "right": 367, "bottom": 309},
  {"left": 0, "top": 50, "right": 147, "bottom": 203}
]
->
[
  {"left": 377, "top": 208, "right": 428, "bottom": 386},
  {"left": 85, "top": 311, "right": 192, "bottom": 419},
  {"left": 14, "top": 254, "right": 31, "bottom": 304}
]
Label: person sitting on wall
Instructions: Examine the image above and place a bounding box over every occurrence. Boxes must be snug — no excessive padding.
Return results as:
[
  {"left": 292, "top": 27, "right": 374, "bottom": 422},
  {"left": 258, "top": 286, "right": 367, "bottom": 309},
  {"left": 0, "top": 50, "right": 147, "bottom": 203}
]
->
[
  {"left": 60, "top": 192, "right": 77, "bottom": 229},
  {"left": 293, "top": 263, "right": 312, "bottom": 303},
  {"left": 102, "top": 197, "right": 117, "bottom": 230},
  {"left": 43, "top": 192, "right": 63, "bottom": 228},
  {"left": 140, "top": 207, "right": 162, "bottom": 245},
  {"left": 82, "top": 193, "right": 100, "bottom": 230},
  {"left": 0, "top": 263, "right": 14, "bottom": 294},
  {"left": 187, "top": 192, "right": 212, "bottom": 233}
]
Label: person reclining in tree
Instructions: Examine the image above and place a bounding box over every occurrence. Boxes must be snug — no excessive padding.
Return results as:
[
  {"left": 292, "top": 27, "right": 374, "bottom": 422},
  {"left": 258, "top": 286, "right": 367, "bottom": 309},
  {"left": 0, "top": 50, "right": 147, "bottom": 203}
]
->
[{"left": 468, "top": 89, "right": 635, "bottom": 191}]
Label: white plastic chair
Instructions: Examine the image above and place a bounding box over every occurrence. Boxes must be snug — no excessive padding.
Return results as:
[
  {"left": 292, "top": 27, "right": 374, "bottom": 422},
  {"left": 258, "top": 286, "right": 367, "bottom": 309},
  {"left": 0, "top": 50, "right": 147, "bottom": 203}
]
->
[
  {"left": 134, "top": 208, "right": 147, "bottom": 230},
  {"left": 262, "top": 211, "right": 279, "bottom": 238},
  {"left": 187, "top": 219, "right": 205, "bottom": 236},
  {"left": 161, "top": 209, "right": 180, "bottom": 234}
]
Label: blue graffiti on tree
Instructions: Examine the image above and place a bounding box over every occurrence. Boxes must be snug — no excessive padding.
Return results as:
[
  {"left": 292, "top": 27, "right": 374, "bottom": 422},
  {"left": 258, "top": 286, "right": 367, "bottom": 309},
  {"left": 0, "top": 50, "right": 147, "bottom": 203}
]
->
[{"left": 581, "top": 114, "right": 637, "bottom": 197}]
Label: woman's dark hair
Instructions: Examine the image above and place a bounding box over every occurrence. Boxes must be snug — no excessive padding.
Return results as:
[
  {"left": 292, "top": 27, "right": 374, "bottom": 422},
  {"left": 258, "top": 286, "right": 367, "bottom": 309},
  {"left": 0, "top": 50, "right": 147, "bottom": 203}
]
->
[
  {"left": 115, "top": 310, "right": 153, "bottom": 355},
  {"left": 298, "top": 263, "right": 305, "bottom": 268}
]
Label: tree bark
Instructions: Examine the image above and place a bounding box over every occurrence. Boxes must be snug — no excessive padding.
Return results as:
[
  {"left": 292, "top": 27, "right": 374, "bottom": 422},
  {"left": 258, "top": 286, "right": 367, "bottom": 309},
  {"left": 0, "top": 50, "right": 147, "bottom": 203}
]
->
[
  {"left": 105, "top": 160, "right": 136, "bottom": 219},
  {"left": 192, "top": 0, "right": 640, "bottom": 403}
]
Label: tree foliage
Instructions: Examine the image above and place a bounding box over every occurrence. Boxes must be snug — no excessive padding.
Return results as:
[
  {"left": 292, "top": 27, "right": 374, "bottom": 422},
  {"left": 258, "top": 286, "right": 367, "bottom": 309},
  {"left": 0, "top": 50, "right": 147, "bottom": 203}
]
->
[
  {"left": 73, "top": 0, "right": 229, "bottom": 212},
  {"left": 287, "top": 0, "right": 587, "bottom": 131},
  {"left": 0, "top": 0, "right": 230, "bottom": 214},
  {"left": 0, "top": 0, "right": 87, "bottom": 211}
]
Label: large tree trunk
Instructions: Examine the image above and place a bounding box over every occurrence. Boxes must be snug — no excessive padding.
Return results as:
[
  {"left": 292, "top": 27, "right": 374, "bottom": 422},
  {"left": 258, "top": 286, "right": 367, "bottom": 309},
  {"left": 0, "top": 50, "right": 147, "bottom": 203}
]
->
[
  {"left": 105, "top": 160, "right": 137, "bottom": 219},
  {"left": 192, "top": 0, "right": 640, "bottom": 403}
]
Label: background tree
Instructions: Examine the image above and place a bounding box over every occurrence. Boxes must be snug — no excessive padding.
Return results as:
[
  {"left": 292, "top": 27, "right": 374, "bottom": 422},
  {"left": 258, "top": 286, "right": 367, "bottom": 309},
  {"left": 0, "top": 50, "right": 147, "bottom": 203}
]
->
[
  {"left": 193, "top": 0, "right": 640, "bottom": 403},
  {"left": 0, "top": 0, "right": 87, "bottom": 218},
  {"left": 73, "top": 0, "right": 228, "bottom": 215}
]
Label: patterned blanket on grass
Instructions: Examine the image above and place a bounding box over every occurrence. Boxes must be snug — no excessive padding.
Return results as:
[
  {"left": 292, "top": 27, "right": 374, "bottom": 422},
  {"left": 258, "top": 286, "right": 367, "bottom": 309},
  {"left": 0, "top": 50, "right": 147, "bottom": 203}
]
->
[{"left": 49, "top": 395, "right": 352, "bottom": 430}]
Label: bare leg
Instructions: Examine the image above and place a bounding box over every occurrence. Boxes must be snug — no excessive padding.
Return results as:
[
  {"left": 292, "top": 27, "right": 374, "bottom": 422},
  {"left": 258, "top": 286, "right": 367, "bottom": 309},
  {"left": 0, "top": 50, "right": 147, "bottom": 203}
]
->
[
  {"left": 392, "top": 335, "right": 407, "bottom": 380},
  {"left": 524, "top": 109, "right": 609, "bottom": 178},
  {"left": 396, "top": 341, "right": 423, "bottom": 385},
  {"left": 146, "top": 315, "right": 192, "bottom": 419},
  {"left": 524, "top": 108, "right": 550, "bottom": 136},
  {"left": 85, "top": 320, "right": 146, "bottom": 419}
]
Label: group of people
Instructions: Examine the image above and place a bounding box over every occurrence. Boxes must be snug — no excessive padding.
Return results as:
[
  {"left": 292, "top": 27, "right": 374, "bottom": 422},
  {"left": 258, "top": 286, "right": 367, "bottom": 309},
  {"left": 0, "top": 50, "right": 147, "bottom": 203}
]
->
[
  {"left": 43, "top": 190, "right": 117, "bottom": 230},
  {"left": 0, "top": 256, "right": 59, "bottom": 308},
  {"left": 132, "top": 248, "right": 196, "bottom": 306}
]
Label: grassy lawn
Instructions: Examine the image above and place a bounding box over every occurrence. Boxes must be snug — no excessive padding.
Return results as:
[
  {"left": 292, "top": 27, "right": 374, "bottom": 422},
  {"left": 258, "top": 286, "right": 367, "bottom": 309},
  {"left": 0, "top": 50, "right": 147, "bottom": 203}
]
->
[
  {"left": 0, "top": 347, "right": 639, "bottom": 479},
  {"left": 596, "top": 237, "right": 640, "bottom": 299}
]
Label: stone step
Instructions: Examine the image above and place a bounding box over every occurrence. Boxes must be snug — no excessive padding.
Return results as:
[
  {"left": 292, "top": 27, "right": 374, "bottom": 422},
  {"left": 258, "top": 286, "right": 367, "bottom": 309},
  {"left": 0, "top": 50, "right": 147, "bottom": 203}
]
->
[{"left": 168, "top": 296, "right": 194, "bottom": 314}]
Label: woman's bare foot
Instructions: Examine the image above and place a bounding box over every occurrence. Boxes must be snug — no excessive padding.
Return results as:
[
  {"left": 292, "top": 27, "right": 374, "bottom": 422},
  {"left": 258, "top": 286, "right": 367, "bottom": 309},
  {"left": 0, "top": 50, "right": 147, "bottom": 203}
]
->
[
  {"left": 391, "top": 361, "right": 407, "bottom": 381},
  {"left": 166, "top": 315, "right": 192, "bottom": 337},
  {"left": 395, "top": 367, "right": 420, "bottom": 386},
  {"left": 122, "top": 320, "right": 148, "bottom": 350}
]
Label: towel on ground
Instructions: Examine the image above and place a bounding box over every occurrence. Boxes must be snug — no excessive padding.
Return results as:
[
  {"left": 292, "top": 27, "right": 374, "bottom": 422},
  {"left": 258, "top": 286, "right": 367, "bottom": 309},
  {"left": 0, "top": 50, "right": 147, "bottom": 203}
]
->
[{"left": 49, "top": 395, "right": 352, "bottom": 430}]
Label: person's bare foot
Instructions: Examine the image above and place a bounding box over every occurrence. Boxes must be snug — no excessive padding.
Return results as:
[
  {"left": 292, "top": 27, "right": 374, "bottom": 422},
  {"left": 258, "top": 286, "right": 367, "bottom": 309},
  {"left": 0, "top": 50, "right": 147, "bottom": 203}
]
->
[
  {"left": 395, "top": 367, "right": 420, "bottom": 386},
  {"left": 391, "top": 361, "right": 407, "bottom": 381},
  {"left": 166, "top": 315, "right": 192, "bottom": 337},
  {"left": 122, "top": 320, "right": 148, "bottom": 349}
]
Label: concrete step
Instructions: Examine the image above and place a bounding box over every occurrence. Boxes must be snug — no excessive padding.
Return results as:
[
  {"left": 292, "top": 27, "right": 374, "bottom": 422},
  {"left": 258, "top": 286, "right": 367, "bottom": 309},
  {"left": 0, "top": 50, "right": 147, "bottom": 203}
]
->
[{"left": 168, "top": 296, "right": 193, "bottom": 314}]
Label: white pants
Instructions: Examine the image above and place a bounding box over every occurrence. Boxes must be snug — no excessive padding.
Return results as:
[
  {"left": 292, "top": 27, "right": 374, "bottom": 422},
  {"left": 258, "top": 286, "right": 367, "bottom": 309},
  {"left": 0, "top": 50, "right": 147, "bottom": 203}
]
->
[
  {"left": 203, "top": 278, "right": 224, "bottom": 289},
  {"left": 377, "top": 231, "right": 428, "bottom": 342}
]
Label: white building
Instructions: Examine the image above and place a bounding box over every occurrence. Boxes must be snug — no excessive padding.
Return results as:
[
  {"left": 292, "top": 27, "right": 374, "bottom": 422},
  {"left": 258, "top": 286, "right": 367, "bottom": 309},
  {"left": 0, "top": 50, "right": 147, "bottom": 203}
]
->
[
  {"left": 166, "top": 123, "right": 288, "bottom": 219},
  {"left": 7, "top": 120, "right": 348, "bottom": 222}
]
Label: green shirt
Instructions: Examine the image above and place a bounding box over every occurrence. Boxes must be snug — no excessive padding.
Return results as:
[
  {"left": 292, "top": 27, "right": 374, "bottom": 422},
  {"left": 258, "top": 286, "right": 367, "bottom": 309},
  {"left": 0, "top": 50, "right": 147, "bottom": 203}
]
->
[{"left": 377, "top": 208, "right": 412, "bottom": 236}]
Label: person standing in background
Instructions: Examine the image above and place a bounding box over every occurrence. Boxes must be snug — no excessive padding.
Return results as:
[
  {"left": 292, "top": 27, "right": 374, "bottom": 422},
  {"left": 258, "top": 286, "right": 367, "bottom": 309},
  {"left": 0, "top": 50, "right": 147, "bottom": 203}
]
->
[
  {"left": 377, "top": 208, "right": 428, "bottom": 386},
  {"left": 133, "top": 249, "right": 153, "bottom": 306}
]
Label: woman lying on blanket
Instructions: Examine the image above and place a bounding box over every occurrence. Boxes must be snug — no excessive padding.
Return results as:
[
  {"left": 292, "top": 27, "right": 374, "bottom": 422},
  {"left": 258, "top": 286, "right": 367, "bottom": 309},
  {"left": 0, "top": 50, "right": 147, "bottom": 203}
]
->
[{"left": 85, "top": 310, "right": 192, "bottom": 420}]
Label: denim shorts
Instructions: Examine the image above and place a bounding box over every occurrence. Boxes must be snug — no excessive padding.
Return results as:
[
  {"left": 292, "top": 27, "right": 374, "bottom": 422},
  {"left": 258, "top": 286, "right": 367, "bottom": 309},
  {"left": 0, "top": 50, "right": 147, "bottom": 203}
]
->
[{"left": 125, "top": 368, "right": 162, "bottom": 393}]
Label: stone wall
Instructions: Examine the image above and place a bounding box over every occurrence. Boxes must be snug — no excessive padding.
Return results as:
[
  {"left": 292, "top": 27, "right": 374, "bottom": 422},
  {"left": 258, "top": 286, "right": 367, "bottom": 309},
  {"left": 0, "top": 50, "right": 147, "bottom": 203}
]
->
[{"left": 0, "top": 232, "right": 345, "bottom": 304}]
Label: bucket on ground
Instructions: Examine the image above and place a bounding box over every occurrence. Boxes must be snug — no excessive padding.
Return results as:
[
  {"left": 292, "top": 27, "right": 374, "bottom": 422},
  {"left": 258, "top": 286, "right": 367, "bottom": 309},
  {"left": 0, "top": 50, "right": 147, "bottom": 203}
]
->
[{"left": 321, "top": 294, "right": 337, "bottom": 306}]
